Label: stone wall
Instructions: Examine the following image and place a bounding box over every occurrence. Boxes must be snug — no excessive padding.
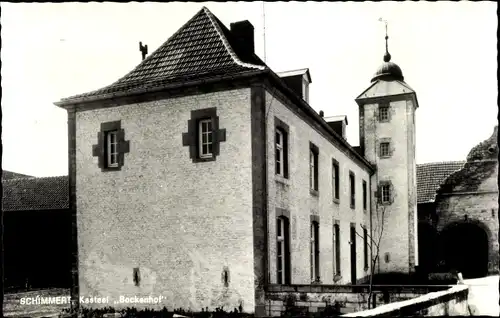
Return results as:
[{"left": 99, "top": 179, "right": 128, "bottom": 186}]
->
[
  {"left": 264, "top": 284, "right": 448, "bottom": 316},
  {"left": 343, "top": 285, "right": 469, "bottom": 317}
]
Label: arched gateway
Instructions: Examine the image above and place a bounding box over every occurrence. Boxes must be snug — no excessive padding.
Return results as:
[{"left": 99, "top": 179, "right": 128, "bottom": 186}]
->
[{"left": 440, "top": 221, "right": 490, "bottom": 278}]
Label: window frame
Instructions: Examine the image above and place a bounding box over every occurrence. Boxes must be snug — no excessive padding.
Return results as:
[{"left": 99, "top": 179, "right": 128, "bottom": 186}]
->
[
  {"left": 363, "top": 227, "right": 369, "bottom": 270},
  {"left": 198, "top": 118, "right": 214, "bottom": 159},
  {"left": 349, "top": 171, "right": 356, "bottom": 209},
  {"left": 275, "top": 118, "right": 290, "bottom": 179},
  {"left": 332, "top": 159, "right": 340, "bottom": 202},
  {"left": 380, "top": 142, "right": 391, "bottom": 158},
  {"left": 276, "top": 216, "right": 291, "bottom": 285},
  {"left": 309, "top": 143, "right": 319, "bottom": 193},
  {"left": 381, "top": 184, "right": 391, "bottom": 204},
  {"left": 182, "top": 108, "right": 226, "bottom": 163},
  {"left": 92, "top": 120, "right": 130, "bottom": 172},
  {"left": 362, "top": 180, "right": 367, "bottom": 212},
  {"left": 333, "top": 222, "right": 341, "bottom": 277},
  {"left": 105, "top": 130, "right": 119, "bottom": 168},
  {"left": 310, "top": 220, "right": 320, "bottom": 282},
  {"left": 378, "top": 102, "right": 390, "bottom": 122}
]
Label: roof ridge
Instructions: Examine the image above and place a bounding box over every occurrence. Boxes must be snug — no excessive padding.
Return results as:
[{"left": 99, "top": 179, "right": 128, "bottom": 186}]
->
[
  {"left": 417, "top": 160, "right": 466, "bottom": 166},
  {"left": 203, "top": 7, "right": 265, "bottom": 71},
  {"left": 71, "top": 7, "right": 210, "bottom": 98}
]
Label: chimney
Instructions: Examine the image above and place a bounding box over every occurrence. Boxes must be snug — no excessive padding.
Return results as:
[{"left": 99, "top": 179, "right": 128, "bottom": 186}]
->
[
  {"left": 319, "top": 110, "right": 324, "bottom": 118},
  {"left": 230, "top": 20, "right": 255, "bottom": 55},
  {"left": 324, "top": 115, "right": 348, "bottom": 140}
]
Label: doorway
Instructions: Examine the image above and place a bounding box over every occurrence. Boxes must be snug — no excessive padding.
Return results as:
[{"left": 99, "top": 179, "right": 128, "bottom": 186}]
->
[{"left": 440, "top": 222, "right": 489, "bottom": 278}]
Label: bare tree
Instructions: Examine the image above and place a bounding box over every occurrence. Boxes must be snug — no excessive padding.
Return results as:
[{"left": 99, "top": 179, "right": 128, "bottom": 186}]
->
[{"left": 356, "top": 192, "right": 392, "bottom": 309}]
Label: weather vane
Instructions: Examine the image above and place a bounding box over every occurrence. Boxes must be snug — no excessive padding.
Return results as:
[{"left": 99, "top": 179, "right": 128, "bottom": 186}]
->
[{"left": 378, "top": 18, "right": 391, "bottom": 62}]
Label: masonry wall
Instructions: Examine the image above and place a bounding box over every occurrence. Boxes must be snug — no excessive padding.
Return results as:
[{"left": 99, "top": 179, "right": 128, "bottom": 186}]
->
[
  {"left": 264, "top": 89, "right": 372, "bottom": 286},
  {"left": 435, "top": 164, "right": 499, "bottom": 274},
  {"left": 75, "top": 89, "right": 255, "bottom": 312},
  {"left": 361, "top": 98, "right": 416, "bottom": 274}
]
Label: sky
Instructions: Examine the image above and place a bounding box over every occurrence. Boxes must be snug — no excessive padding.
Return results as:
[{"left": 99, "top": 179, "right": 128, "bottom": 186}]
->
[{"left": 1, "top": 1, "right": 498, "bottom": 177}]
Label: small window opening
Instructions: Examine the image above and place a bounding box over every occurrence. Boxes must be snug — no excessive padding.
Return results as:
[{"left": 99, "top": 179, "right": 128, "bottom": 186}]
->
[{"left": 133, "top": 267, "right": 140, "bottom": 286}]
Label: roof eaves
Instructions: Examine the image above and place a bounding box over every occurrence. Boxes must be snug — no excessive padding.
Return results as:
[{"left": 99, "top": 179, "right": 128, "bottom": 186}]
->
[
  {"left": 267, "top": 70, "right": 375, "bottom": 173},
  {"left": 55, "top": 70, "right": 267, "bottom": 108}
]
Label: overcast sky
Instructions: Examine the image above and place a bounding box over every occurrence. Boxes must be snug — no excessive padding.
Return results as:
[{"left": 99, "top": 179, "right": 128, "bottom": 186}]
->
[{"left": 1, "top": 2, "right": 497, "bottom": 177}]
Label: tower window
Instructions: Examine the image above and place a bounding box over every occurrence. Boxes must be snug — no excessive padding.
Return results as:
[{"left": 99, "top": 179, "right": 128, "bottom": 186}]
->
[
  {"left": 380, "top": 142, "right": 391, "bottom": 158},
  {"left": 379, "top": 182, "right": 392, "bottom": 204},
  {"left": 379, "top": 104, "right": 390, "bottom": 122}
]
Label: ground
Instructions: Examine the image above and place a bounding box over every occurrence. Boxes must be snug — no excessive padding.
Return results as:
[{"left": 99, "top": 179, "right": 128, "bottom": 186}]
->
[
  {"left": 3, "top": 288, "right": 69, "bottom": 318},
  {"left": 464, "top": 275, "right": 499, "bottom": 316},
  {"left": 3, "top": 277, "right": 499, "bottom": 317}
]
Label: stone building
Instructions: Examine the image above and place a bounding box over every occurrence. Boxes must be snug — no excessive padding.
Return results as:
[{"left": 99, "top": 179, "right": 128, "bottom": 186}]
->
[
  {"left": 48, "top": 6, "right": 495, "bottom": 316},
  {"left": 416, "top": 126, "right": 499, "bottom": 278}
]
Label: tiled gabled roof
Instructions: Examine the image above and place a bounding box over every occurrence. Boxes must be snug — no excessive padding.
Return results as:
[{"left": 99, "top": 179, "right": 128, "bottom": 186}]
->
[
  {"left": 2, "top": 176, "right": 69, "bottom": 211},
  {"left": 57, "top": 6, "right": 266, "bottom": 105},
  {"left": 416, "top": 161, "right": 465, "bottom": 204},
  {"left": 2, "top": 170, "right": 33, "bottom": 180}
]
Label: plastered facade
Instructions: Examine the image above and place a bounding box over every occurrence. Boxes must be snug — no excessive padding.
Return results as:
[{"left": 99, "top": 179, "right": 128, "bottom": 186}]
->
[
  {"left": 74, "top": 88, "right": 256, "bottom": 312},
  {"left": 358, "top": 86, "right": 418, "bottom": 274},
  {"left": 264, "top": 89, "right": 372, "bottom": 286}
]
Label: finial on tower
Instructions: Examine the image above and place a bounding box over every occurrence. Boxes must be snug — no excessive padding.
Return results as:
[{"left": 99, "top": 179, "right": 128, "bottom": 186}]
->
[{"left": 379, "top": 18, "right": 391, "bottom": 62}]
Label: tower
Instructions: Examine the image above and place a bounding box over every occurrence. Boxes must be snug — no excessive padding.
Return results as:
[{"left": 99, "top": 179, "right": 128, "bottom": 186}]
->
[{"left": 355, "top": 21, "right": 419, "bottom": 273}]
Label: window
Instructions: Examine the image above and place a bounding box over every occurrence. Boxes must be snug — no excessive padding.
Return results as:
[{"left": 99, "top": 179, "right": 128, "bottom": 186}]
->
[
  {"left": 332, "top": 159, "right": 340, "bottom": 201},
  {"left": 276, "top": 216, "right": 291, "bottom": 284},
  {"left": 106, "top": 131, "right": 119, "bottom": 168},
  {"left": 379, "top": 104, "right": 389, "bottom": 121},
  {"left": 182, "top": 108, "right": 226, "bottom": 163},
  {"left": 92, "top": 120, "right": 130, "bottom": 172},
  {"left": 333, "top": 223, "right": 341, "bottom": 276},
  {"left": 363, "top": 227, "right": 368, "bottom": 270},
  {"left": 380, "top": 142, "right": 390, "bottom": 158},
  {"left": 198, "top": 119, "right": 213, "bottom": 159},
  {"left": 310, "top": 221, "right": 320, "bottom": 282},
  {"left": 310, "top": 143, "right": 319, "bottom": 192},
  {"left": 133, "top": 267, "right": 141, "bottom": 287},
  {"left": 276, "top": 130, "right": 284, "bottom": 175},
  {"left": 275, "top": 127, "right": 289, "bottom": 178},
  {"left": 362, "top": 180, "right": 367, "bottom": 211},
  {"left": 349, "top": 172, "right": 355, "bottom": 209},
  {"left": 381, "top": 184, "right": 391, "bottom": 203}
]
